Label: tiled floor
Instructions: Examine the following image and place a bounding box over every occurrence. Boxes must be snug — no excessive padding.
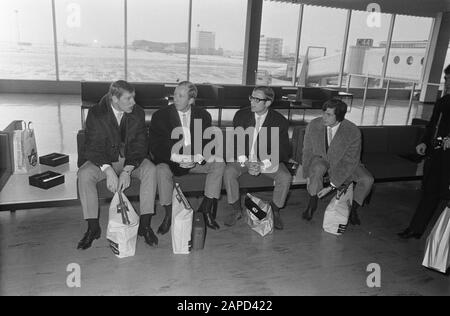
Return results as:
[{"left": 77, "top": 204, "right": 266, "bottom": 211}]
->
[{"left": 0, "top": 93, "right": 448, "bottom": 296}]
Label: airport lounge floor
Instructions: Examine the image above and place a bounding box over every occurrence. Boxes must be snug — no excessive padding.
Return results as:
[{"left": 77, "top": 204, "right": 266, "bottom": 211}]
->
[{"left": 0, "top": 93, "right": 448, "bottom": 296}]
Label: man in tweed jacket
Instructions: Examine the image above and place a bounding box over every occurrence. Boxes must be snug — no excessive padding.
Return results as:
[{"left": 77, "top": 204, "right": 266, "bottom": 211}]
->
[{"left": 302, "top": 99, "right": 374, "bottom": 225}]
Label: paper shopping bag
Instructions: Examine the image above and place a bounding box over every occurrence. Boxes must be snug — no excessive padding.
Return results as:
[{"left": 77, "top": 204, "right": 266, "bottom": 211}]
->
[
  {"left": 245, "top": 193, "right": 273, "bottom": 237},
  {"left": 106, "top": 192, "right": 139, "bottom": 258},
  {"left": 422, "top": 207, "right": 450, "bottom": 273},
  {"left": 323, "top": 183, "right": 353, "bottom": 236},
  {"left": 171, "top": 183, "right": 194, "bottom": 254}
]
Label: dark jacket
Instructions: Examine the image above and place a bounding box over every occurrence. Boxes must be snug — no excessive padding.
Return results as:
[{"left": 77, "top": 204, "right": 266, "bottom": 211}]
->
[
  {"left": 231, "top": 107, "right": 290, "bottom": 164},
  {"left": 422, "top": 94, "right": 450, "bottom": 148},
  {"left": 84, "top": 94, "right": 148, "bottom": 168},
  {"left": 149, "top": 104, "right": 212, "bottom": 176}
]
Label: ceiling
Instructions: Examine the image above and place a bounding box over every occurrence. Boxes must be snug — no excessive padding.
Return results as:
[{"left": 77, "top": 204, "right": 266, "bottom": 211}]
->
[{"left": 269, "top": 0, "right": 450, "bottom": 17}]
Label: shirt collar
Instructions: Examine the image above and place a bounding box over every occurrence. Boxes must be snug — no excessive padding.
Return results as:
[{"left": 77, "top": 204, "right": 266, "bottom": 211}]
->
[{"left": 255, "top": 110, "right": 268, "bottom": 124}]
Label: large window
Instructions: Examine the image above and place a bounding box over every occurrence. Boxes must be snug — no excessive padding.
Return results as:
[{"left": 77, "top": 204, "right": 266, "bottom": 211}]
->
[
  {"left": 258, "top": 0, "right": 301, "bottom": 86},
  {"left": 0, "top": 0, "right": 55, "bottom": 80},
  {"left": 55, "top": 0, "right": 124, "bottom": 81},
  {"left": 344, "top": 10, "right": 392, "bottom": 88},
  {"left": 385, "top": 15, "right": 433, "bottom": 84},
  {"left": 298, "top": 5, "right": 347, "bottom": 87},
  {"left": 189, "top": 0, "right": 247, "bottom": 84},
  {"left": 128, "top": 0, "right": 189, "bottom": 83}
]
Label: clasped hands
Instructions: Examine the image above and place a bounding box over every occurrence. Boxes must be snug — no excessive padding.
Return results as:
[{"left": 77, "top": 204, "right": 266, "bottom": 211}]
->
[{"left": 105, "top": 166, "right": 132, "bottom": 193}]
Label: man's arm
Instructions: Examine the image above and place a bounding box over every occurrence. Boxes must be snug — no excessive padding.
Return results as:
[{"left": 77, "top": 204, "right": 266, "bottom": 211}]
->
[
  {"left": 84, "top": 109, "right": 109, "bottom": 167},
  {"left": 302, "top": 123, "right": 314, "bottom": 178},
  {"left": 421, "top": 98, "right": 442, "bottom": 147},
  {"left": 148, "top": 111, "right": 172, "bottom": 164},
  {"left": 124, "top": 110, "right": 148, "bottom": 168},
  {"left": 330, "top": 132, "right": 361, "bottom": 187}
]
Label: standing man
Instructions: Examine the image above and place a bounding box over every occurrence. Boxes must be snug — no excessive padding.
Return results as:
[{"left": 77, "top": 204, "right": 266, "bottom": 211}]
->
[
  {"left": 223, "top": 86, "right": 292, "bottom": 230},
  {"left": 77, "top": 80, "right": 158, "bottom": 250},
  {"left": 398, "top": 66, "right": 450, "bottom": 239},
  {"left": 149, "top": 81, "right": 225, "bottom": 233},
  {"left": 302, "top": 99, "right": 374, "bottom": 224}
]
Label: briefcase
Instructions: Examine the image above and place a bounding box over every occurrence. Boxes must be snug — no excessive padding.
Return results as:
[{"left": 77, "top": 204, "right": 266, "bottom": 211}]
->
[{"left": 29, "top": 171, "right": 64, "bottom": 189}]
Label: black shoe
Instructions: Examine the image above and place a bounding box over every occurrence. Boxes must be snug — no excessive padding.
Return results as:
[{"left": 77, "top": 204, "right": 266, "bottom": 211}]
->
[
  {"left": 302, "top": 196, "right": 318, "bottom": 221},
  {"left": 77, "top": 228, "right": 101, "bottom": 250},
  {"left": 157, "top": 214, "right": 171, "bottom": 235},
  {"left": 273, "top": 210, "right": 284, "bottom": 230},
  {"left": 138, "top": 227, "right": 158, "bottom": 246},
  {"left": 349, "top": 209, "right": 361, "bottom": 225},
  {"left": 204, "top": 212, "right": 220, "bottom": 230},
  {"left": 398, "top": 228, "right": 421, "bottom": 239}
]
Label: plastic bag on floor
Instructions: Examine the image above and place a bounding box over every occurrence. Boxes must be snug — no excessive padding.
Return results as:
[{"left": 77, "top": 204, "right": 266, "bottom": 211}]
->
[
  {"left": 422, "top": 207, "right": 450, "bottom": 273},
  {"left": 171, "top": 183, "right": 193, "bottom": 254},
  {"left": 106, "top": 192, "right": 139, "bottom": 258},
  {"left": 323, "top": 183, "right": 353, "bottom": 236},
  {"left": 245, "top": 193, "right": 273, "bottom": 237}
]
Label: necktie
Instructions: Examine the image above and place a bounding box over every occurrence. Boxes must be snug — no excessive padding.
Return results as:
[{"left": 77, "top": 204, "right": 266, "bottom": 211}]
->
[
  {"left": 119, "top": 113, "right": 126, "bottom": 157},
  {"left": 182, "top": 113, "right": 191, "bottom": 146},
  {"left": 327, "top": 127, "right": 333, "bottom": 147},
  {"left": 250, "top": 116, "right": 262, "bottom": 161}
]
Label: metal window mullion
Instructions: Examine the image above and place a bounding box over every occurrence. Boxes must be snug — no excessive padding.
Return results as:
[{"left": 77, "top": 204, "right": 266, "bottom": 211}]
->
[
  {"left": 124, "top": 0, "right": 128, "bottom": 80},
  {"left": 51, "top": 0, "right": 59, "bottom": 81},
  {"left": 381, "top": 14, "right": 395, "bottom": 83},
  {"left": 338, "top": 9, "right": 351, "bottom": 88},
  {"left": 292, "top": 3, "right": 303, "bottom": 86},
  {"left": 187, "top": 0, "right": 193, "bottom": 81}
]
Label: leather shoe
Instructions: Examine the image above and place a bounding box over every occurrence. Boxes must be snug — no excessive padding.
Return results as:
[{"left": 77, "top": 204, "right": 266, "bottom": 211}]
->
[
  {"left": 224, "top": 209, "right": 243, "bottom": 227},
  {"left": 138, "top": 227, "right": 158, "bottom": 246},
  {"left": 157, "top": 215, "right": 171, "bottom": 235},
  {"left": 302, "top": 205, "right": 317, "bottom": 221},
  {"left": 204, "top": 212, "right": 220, "bottom": 230},
  {"left": 273, "top": 210, "right": 284, "bottom": 230},
  {"left": 349, "top": 209, "right": 361, "bottom": 225},
  {"left": 397, "top": 228, "right": 421, "bottom": 239},
  {"left": 77, "top": 228, "right": 101, "bottom": 250}
]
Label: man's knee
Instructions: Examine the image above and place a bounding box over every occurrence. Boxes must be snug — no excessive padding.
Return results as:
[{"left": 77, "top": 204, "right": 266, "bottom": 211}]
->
[
  {"left": 77, "top": 162, "right": 100, "bottom": 184},
  {"left": 223, "top": 164, "right": 240, "bottom": 182},
  {"left": 156, "top": 163, "right": 172, "bottom": 179},
  {"left": 310, "top": 161, "right": 328, "bottom": 177},
  {"left": 276, "top": 168, "right": 292, "bottom": 186},
  {"left": 210, "top": 161, "right": 226, "bottom": 175},
  {"left": 139, "top": 159, "right": 156, "bottom": 177},
  {"left": 358, "top": 172, "right": 374, "bottom": 189}
]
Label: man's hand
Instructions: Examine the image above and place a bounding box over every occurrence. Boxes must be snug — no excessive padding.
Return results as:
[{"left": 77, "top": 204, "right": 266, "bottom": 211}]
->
[
  {"left": 416, "top": 143, "right": 427, "bottom": 156},
  {"left": 104, "top": 167, "right": 119, "bottom": 193},
  {"left": 179, "top": 162, "right": 196, "bottom": 169},
  {"left": 248, "top": 161, "right": 261, "bottom": 176},
  {"left": 118, "top": 171, "right": 131, "bottom": 192}
]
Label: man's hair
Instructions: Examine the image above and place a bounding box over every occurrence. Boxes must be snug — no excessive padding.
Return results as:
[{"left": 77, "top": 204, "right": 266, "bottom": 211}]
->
[
  {"left": 444, "top": 64, "right": 450, "bottom": 76},
  {"left": 322, "top": 98, "right": 348, "bottom": 122},
  {"left": 109, "top": 80, "right": 135, "bottom": 99},
  {"left": 177, "top": 81, "right": 198, "bottom": 99},
  {"left": 253, "top": 86, "right": 275, "bottom": 102}
]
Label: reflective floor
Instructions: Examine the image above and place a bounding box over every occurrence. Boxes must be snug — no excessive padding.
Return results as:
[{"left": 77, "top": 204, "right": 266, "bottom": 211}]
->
[{"left": 0, "top": 93, "right": 448, "bottom": 296}]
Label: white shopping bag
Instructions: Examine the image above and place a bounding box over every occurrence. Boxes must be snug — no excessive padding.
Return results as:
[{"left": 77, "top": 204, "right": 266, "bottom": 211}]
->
[
  {"left": 422, "top": 207, "right": 450, "bottom": 273},
  {"left": 245, "top": 193, "right": 273, "bottom": 237},
  {"left": 323, "top": 183, "right": 353, "bottom": 236},
  {"left": 171, "top": 183, "right": 194, "bottom": 254},
  {"left": 3, "top": 120, "right": 38, "bottom": 174},
  {"left": 106, "top": 192, "right": 139, "bottom": 258}
]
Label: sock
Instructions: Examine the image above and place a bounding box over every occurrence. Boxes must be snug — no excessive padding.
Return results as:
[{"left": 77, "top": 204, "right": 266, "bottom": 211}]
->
[
  {"left": 271, "top": 201, "right": 280, "bottom": 213},
  {"left": 139, "top": 214, "right": 152, "bottom": 228},
  {"left": 87, "top": 218, "right": 100, "bottom": 231},
  {"left": 350, "top": 202, "right": 360, "bottom": 213},
  {"left": 308, "top": 195, "right": 318, "bottom": 210},
  {"left": 231, "top": 200, "right": 242, "bottom": 211},
  {"left": 163, "top": 205, "right": 172, "bottom": 218}
]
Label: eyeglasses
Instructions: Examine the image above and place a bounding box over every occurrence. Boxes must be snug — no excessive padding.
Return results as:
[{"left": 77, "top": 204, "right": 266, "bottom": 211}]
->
[{"left": 249, "top": 95, "right": 269, "bottom": 103}]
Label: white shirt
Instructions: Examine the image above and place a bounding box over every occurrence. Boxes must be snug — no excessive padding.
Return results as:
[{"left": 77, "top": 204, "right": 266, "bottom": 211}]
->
[
  {"left": 177, "top": 109, "right": 191, "bottom": 146},
  {"left": 327, "top": 122, "right": 341, "bottom": 146}
]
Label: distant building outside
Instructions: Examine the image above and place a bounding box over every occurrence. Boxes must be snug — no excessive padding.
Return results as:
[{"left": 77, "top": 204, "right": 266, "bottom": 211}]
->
[
  {"left": 259, "top": 35, "right": 283, "bottom": 61},
  {"left": 196, "top": 31, "right": 216, "bottom": 55}
]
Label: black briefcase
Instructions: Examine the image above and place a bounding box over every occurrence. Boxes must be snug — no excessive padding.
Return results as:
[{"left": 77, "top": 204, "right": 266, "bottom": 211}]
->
[
  {"left": 29, "top": 171, "right": 64, "bottom": 189},
  {"left": 39, "top": 153, "right": 69, "bottom": 167}
]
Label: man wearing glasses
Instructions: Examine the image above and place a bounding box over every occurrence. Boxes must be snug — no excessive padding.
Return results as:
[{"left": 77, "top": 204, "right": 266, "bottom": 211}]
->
[
  {"left": 398, "top": 65, "right": 450, "bottom": 239},
  {"left": 223, "top": 86, "right": 292, "bottom": 230}
]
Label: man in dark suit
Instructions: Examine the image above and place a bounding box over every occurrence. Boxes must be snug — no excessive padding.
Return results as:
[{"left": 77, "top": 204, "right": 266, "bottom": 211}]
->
[
  {"left": 302, "top": 99, "right": 374, "bottom": 224},
  {"left": 398, "top": 66, "right": 450, "bottom": 239},
  {"left": 223, "top": 86, "right": 292, "bottom": 230},
  {"left": 77, "top": 80, "right": 158, "bottom": 250},
  {"left": 149, "top": 81, "right": 225, "bottom": 234}
]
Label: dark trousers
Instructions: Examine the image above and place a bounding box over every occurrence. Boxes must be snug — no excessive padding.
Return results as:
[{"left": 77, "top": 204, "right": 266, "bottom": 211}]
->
[{"left": 409, "top": 151, "right": 449, "bottom": 235}]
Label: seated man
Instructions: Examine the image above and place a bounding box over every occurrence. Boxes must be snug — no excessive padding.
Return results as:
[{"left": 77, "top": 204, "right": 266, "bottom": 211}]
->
[
  {"left": 223, "top": 86, "right": 292, "bottom": 230},
  {"left": 302, "top": 99, "right": 373, "bottom": 224},
  {"left": 149, "top": 81, "right": 225, "bottom": 233},
  {"left": 77, "top": 80, "right": 158, "bottom": 250}
]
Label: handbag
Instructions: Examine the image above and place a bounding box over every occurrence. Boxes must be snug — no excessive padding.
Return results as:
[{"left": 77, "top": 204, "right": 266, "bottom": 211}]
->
[
  {"left": 171, "top": 183, "right": 194, "bottom": 254},
  {"left": 3, "top": 120, "right": 38, "bottom": 174},
  {"left": 422, "top": 207, "right": 450, "bottom": 273},
  {"left": 106, "top": 192, "right": 139, "bottom": 258},
  {"left": 323, "top": 183, "right": 353, "bottom": 236}
]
